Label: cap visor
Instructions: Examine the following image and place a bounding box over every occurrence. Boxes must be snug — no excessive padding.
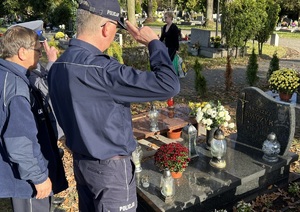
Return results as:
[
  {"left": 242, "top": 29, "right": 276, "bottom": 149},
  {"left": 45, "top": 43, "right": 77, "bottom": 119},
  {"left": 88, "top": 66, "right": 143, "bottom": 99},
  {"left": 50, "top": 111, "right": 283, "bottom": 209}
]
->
[
  {"left": 39, "top": 35, "right": 47, "bottom": 42},
  {"left": 117, "top": 20, "right": 127, "bottom": 30}
]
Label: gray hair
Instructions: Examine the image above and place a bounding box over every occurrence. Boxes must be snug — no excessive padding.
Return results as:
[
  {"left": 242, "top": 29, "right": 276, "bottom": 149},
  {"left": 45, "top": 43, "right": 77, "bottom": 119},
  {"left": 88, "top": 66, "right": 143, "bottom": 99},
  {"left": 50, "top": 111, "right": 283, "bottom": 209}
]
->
[
  {"left": 0, "top": 26, "right": 38, "bottom": 59},
  {"left": 76, "top": 8, "right": 107, "bottom": 36}
]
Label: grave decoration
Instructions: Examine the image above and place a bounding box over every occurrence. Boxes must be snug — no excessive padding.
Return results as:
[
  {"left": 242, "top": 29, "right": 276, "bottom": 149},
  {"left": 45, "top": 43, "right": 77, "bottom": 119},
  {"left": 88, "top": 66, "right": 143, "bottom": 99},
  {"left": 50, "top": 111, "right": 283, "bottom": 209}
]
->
[
  {"left": 160, "top": 168, "right": 175, "bottom": 203},
  {"left": 262, "top": 132, "right": 281, "bottom": 163},
  {"left": 194, "top": 101, "right": 234, "bottom": 148},
  {"left": 149, "top": 103, "right": 159, "bottom": 132},
  {"left": 182, "top": 123, "right": 198, "bottom": 159},
  {"left": 209, "top": 128, "right": 227, "bottom": 169},
  {"left": 154, "top": 142, "right": 190, "bottom": 179},
  {"left": 268, "top": 68, "right": 300, "bottom": 102}
]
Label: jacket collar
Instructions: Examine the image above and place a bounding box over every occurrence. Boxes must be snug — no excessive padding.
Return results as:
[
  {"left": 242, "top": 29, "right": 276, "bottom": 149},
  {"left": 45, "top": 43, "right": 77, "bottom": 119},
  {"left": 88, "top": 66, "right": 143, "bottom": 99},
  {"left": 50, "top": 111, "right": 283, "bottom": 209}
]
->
[
  {"left": 0, "top": 58, "right": 30, "bottom": 85},
  {"left": 68, "top": 38, "right": 104, "bottom": 56}
]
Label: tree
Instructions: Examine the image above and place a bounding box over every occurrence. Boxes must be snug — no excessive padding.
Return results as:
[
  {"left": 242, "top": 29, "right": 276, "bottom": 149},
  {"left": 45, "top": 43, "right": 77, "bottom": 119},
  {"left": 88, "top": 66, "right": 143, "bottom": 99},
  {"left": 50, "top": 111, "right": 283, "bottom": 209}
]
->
[
  {"left": 255, "top": 0, "right": 280, "bottom": 55},
  {"left": 267, "top": 52, "right": 280, "bottom": 80},
  {"left": 143, "top": 0, "right": 154, "bottom": 22},
  {"left": 127, "top": 0, "right": 137, "bottom": 26},
  {"left": 176, "top": 0, "right": 205, "bottom": 12},
  {"left": 221, "top": 0, "right": 266, "bottom": 57},
  {"left": 278, "top": 0, "right": 300, "bottom": 19},
  {"left": 205, "top": 0, "right": 214, "bottom": 27},
  {"left": 246, "top": 48, "right": 259, "bottom": 86}
]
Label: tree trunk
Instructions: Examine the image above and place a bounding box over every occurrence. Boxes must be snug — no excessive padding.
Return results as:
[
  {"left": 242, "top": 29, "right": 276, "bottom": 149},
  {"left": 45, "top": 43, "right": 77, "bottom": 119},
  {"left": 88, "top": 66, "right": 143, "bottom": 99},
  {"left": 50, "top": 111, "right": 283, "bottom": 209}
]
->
[
  {"left": 225, "top": 55, "right": 233, "bottom": 91},
  {"left": 127, "top": 0, "right": 136, "bottom": 26},
  {"left": 205, "top": 0, "right": 214, "bottom": 28},
  {"left": 147, "top": 0, "right": 153, "bottom": 19},
  {"left": 258, "top": 42, "right": 263, "bottom": 55}
]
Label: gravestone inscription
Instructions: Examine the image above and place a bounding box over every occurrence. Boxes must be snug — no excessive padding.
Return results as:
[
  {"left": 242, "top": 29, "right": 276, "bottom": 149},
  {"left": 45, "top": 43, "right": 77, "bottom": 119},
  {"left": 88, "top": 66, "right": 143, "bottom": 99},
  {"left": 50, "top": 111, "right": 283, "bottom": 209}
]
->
[{"left": 236, "top": 87, "right": 295, "bottom": 156}]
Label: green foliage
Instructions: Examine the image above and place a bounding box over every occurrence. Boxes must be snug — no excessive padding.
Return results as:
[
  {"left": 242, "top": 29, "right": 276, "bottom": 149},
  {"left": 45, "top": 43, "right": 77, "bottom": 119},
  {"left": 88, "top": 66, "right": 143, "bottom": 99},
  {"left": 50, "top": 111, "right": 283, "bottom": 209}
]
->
[
  {"left": 176, "top": 0, "right": 206, "bottom": 12},
  {"left": 235, "top": 200, "right": 252, "bottom": 212},
  {"left": 119, "top": 30, "right": 139, "bottom": 48},
  {"left": 267, "top": 52, "right": 280, "bottom": 80},
  {"left": 255, "top": 0, "right": 280, "bottom": 55},
  {"left": 194, "top": 58, "right": 206, "bottom": 96},
  {"left": 105, "top": 41, "right": 124, "bottom": 64},
  {"left": 288, "top": 182, "right": 300, "bottom": 196},
  {"left": 246, "top": 48, "right": 258, "bottom": 86},
  {"left": 49, "top": 1, "right": 74, "bottom": 29},
  {"left": 278, "top": 0, "right": 300, "bottom": 18},
  {"left": 179, "top": 43, "right": 189, "bottom": 61},
  {"left": 221, "top": 0, "right": 267, "bottom": 53},
  {"left": 135, "top": 0, "right": 142, "bottom": 14},
  {"left": 152, "top": 0, "right": 158, "bottom": 17}
]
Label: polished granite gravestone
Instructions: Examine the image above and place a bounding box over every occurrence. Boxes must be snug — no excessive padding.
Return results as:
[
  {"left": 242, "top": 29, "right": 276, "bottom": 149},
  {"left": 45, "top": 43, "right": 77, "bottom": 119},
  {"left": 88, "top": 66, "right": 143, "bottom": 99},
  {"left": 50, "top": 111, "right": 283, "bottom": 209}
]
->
[
  {"left": 136, "top": 139, "right": 298, "bottom": 212},
  {"left": 236, "top": 87, "right": 296, "bottom": 156}
]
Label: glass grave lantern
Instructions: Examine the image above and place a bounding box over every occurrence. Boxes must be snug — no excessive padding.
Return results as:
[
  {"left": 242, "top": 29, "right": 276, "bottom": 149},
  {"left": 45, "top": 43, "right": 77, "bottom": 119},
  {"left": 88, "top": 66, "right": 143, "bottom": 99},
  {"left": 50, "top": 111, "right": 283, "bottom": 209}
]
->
[
  {"left": 262, "top": 132, "right": 281, "bottom": 163},
  {"left": 149, "top": 103, "right": 159, "bottom": 132},
  {"left": 209, "top": 128, "right": 227, "bottom": 169},
  {"left": 160, "top": 168, "right": 175, "bottom": 203},
  {"left": 182, "top": 123, "right": 198, "bottom": 159}
]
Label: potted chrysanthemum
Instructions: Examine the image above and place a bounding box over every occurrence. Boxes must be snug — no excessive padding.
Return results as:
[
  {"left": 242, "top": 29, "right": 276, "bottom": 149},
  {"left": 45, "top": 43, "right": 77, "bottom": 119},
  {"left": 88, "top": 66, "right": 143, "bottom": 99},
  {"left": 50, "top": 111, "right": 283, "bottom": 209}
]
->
[
  {"left": 154, "top": 142, "right": 190, "bottom": 179},
  {"left": 268, "top": 68, "right": 300, "bottom": 102}
]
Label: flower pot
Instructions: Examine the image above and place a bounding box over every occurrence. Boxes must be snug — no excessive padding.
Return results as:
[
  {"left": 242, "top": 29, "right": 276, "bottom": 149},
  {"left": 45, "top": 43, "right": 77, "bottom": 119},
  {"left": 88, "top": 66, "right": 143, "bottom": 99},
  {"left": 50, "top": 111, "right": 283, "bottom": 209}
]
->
[
  {"left": 279, "top": 92, "right": 292, "bottom": 102},
  {"left": 167, "top": 128, "right": 182, "bottom": 139},
  {"left": 171, "top": 171, "right": 183, "bottom": 179}
]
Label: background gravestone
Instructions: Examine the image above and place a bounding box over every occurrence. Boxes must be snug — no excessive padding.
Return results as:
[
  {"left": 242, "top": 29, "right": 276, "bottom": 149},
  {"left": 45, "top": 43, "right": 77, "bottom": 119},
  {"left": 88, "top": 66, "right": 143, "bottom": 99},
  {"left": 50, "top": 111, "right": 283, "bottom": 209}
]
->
[{"left": 236, "top": 87, "right": 295, "bottom": 156}]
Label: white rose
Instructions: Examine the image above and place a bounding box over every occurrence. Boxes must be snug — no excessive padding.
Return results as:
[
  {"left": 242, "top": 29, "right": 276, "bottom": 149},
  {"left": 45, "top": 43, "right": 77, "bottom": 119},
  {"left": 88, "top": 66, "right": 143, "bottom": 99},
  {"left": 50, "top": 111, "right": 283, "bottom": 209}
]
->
[
  {"left": 223, "top": 122, "right": 228, "bottom": 127},
  {"left": 218, "top": 111, "right": 225, "bottom": 118},
  {"left": 206, "top": 119, "right": 213, "bottom": 126},
  {"left": 196, "top": 111, "right": 203, "bottom": 123},
  {"left": 228, "top": 123, "right": 235, "bottom": 128},
  {"left": 206, "top": 108, "right": 213, "bottom": 115},
  {"left": 225, "top": 115, "right": 231, "bottom": 121},
  {"left": 211, "top": 110, "right": 217, "bottom": 118}
]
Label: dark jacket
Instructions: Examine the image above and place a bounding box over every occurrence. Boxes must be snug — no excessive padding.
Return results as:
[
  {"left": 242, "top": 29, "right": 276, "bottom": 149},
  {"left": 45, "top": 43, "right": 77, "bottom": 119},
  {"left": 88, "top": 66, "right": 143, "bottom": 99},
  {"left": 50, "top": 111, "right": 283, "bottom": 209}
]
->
[
  {"left": 160, "top": 23, "right": 179, "bottom": 60},
  {"left": 0, "top": 59, "right": 68, "bottom": 198},
  {"left": 48, "top": 39, "right": 180, "bottom": 160}
]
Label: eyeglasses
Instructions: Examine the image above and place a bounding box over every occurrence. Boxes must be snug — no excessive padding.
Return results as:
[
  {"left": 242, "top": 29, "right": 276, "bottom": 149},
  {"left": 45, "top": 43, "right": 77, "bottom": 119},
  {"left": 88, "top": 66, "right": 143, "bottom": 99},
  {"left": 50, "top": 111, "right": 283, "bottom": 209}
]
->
[
  {"left": 101, "top": 21, "right": 120, "bottom": 29},
  {"left": 164, "top": 17, "right": 168, "bottom": 19},
  {"left": 29, "top": 48, "right": 42, "bottom": 55}
]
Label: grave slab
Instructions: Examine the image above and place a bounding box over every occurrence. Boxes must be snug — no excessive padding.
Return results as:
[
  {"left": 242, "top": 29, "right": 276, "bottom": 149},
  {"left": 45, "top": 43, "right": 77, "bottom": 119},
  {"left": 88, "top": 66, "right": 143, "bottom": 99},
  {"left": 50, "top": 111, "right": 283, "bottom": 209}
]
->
[{"left": 136, "top": 139, "right": 298, "bottom": 211}]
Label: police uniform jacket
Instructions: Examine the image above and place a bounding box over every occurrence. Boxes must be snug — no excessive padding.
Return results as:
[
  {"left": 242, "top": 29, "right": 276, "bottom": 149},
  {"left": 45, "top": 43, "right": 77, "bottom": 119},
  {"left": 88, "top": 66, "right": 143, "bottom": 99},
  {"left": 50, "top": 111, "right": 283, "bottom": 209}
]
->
[
  {"left": 0, "top": 59, "right": 68, "bottom": 198},
  {"left": 48, "top": 39, "right": 180, "bottom": 160}
]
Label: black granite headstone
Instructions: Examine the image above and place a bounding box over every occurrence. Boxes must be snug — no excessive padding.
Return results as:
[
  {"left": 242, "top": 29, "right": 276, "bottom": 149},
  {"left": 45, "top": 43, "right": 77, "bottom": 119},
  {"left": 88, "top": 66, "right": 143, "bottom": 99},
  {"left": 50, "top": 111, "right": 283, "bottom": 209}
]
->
[{"left": 236, "top": 87, "right": 295, "bottom": 156}]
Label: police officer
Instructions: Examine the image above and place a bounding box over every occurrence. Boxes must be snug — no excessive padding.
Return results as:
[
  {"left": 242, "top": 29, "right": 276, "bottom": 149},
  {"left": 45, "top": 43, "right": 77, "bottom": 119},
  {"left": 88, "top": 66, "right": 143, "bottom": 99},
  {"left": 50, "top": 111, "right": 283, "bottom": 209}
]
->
[{"left": 48, "top": 0, "right": 180, "bottom": 211}]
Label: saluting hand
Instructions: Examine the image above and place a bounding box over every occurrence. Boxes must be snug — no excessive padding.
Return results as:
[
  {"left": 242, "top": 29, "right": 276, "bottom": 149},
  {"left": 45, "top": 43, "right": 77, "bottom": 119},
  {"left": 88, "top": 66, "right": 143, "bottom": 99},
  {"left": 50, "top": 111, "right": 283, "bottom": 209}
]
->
[
  {"left": 42, "top": 40, "right": 59, "bottom": 62},
  {"left": 126, "top": 21, "right": 159, "bottom": 46}
]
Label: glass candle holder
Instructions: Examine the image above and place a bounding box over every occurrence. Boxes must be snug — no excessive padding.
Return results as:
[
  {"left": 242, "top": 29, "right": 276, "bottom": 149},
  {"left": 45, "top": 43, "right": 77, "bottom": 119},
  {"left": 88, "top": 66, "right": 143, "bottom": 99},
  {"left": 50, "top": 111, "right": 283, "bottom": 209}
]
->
[
  {"left": 132, "top": 144, "right": 143, "bottom": 173},
  {"left": 149, "top": 104, "right": 159, "bottom": 132},
  {"left": 141, "top": 175, "right": 150, "bottom": 188}
]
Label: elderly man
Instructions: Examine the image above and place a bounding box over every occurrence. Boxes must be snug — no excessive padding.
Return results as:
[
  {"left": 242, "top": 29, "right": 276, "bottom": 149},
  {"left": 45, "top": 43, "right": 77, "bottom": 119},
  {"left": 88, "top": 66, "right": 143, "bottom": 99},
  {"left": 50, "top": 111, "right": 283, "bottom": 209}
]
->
[
  {"left": 48, "top": 0, "right": 180, "bottom": 211},
  {"left": 0, "top": 26, "right": 68, "bottom": 211}
]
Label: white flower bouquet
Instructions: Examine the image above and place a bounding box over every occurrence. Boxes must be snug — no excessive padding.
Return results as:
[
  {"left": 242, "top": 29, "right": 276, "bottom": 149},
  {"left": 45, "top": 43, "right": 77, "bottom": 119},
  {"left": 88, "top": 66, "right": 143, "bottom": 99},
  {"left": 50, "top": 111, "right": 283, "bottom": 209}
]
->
[{"left": 195, "top": 101, "right": 235, "bottom": 130}]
